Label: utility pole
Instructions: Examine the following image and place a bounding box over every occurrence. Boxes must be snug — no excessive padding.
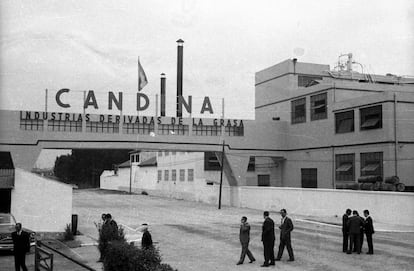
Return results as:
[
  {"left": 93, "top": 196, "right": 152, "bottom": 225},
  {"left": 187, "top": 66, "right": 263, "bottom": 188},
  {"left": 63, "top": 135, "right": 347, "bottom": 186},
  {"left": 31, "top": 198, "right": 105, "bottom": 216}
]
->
[{"left": 218, "top": 140, "right": 225, "bottom": 209}]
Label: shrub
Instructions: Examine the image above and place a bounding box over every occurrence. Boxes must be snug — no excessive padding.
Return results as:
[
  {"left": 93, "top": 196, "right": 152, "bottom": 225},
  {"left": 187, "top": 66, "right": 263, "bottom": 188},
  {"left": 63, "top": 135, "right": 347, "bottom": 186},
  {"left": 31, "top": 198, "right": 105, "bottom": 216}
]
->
[
  {"left": 63, "top": 224, "right": 74, "bottom": 241},
  {"left": 141, "top": 191, "right": 148, "bottom": 195},
  {"left": 98, "top": 224, "right": 126, "bottom": 260}
]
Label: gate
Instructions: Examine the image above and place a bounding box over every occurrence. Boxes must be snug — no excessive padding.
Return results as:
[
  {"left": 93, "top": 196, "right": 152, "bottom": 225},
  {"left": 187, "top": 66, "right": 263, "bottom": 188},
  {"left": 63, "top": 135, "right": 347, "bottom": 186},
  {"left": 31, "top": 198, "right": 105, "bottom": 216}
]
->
[{"left": 35, "top": 241, "right": 54, "bottom": 271}]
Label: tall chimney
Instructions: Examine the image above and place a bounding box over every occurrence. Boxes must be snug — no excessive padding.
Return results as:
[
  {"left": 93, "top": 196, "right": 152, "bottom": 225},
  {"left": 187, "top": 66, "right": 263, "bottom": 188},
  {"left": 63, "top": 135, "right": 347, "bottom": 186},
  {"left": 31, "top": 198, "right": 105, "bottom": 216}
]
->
[
  {"left": 176, "top": 39, "right": 184, "bottom": 117},
  {"left": 160, "top": 73, "right": 166, "bottom": 117}
]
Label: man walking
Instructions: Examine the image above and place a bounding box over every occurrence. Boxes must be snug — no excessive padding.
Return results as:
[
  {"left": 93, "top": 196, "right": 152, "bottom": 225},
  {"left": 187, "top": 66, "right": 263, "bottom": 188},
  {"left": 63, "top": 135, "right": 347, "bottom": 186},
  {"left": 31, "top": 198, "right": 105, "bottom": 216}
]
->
[
  {"left": 275, "top": 209, "right": 294, "bottom": 262},
  {"left": 347, "top": 210, "right": 364, "bottom": 254},
  {"left": 261, "top": 211, "right": 275, "bottom": 267},
  {"left": 363, "top": 210, "right": 374, "bottom": 254},
  {"left": 342, "top": 209, "right": 351, "bottom": 252},
  {"left": 141, "top": 223, "right": 153, "bottom": 249},
  {"left": 12, "top": 223, "right": 30, "bottom": 271},
  {"left": 236, "top": 216, "right": 255, "bottom": 265}
]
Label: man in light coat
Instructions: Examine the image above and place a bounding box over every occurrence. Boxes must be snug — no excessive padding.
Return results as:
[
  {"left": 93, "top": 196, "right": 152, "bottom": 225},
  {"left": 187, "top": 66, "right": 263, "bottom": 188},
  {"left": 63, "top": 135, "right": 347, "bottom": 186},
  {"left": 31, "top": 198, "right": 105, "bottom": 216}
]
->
[{"left": 236, "top": 216, "right": 255, "bottom": 265}]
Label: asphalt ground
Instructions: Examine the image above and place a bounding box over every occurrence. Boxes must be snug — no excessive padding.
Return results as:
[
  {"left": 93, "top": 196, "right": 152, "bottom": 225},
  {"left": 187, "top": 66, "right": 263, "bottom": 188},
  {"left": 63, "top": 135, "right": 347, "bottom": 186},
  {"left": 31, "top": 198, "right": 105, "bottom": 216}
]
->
[{"left": 71, "top": 189, "right": 414, "bottom": 271}]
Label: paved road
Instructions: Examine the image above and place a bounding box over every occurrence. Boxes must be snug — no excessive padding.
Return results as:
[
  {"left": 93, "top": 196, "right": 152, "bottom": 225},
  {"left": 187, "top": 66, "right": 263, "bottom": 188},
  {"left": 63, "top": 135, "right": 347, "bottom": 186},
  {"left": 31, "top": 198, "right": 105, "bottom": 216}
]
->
[{"left": 72, "top": 189, "right": 414, "bottom": 271}]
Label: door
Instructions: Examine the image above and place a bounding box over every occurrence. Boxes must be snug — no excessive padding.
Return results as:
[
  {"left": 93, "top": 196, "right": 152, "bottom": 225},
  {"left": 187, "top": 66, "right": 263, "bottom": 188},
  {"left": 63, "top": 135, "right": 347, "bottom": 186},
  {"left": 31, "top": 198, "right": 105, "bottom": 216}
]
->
[
  {"left": 0, "top": 189, "right": 11, "bottom": 213},
  {"left": 301, "top": 168, "right": 317, "bottom": 188}
]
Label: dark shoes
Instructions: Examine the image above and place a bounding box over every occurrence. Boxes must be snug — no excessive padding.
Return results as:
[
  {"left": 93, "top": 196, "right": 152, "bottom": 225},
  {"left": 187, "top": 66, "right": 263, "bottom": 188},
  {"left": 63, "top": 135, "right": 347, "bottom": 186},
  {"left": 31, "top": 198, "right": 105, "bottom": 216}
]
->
[
  {"left": 236, "top": 262, "right": 243, "bottom": 265},
  {"left": 367, "top": 252, "right": 374, "bottom": 255},
  {"left": 249, "top": 259, "right": 256, "bottom": 263},
  {"left": 288, "top": 258, "right": 295, "bottom": 262},
  {"left": 261, "top": 263, "right": 269, "bottom": 267},
  {"left": 274, "top": 258, "right": 281, "bottom": 261}
]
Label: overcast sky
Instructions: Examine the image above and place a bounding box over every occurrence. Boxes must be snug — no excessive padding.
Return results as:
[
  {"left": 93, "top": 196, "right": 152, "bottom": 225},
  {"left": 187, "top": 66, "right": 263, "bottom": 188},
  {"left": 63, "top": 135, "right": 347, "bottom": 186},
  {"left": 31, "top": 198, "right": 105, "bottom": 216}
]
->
[{"left": 1, "top": 0, "right": 413, "bottom": 119}]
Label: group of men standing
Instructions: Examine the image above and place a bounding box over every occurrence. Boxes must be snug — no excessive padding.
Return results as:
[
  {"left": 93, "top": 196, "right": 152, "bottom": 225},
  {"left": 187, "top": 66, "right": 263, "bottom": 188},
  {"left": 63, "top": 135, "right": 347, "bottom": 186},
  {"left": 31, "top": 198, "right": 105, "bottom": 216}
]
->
[
  {"left": 237, "top": 209, "right": 295, "bottom": 267},
  {"left": 342, "top": 209, "right": 374, "bottom": 255}
]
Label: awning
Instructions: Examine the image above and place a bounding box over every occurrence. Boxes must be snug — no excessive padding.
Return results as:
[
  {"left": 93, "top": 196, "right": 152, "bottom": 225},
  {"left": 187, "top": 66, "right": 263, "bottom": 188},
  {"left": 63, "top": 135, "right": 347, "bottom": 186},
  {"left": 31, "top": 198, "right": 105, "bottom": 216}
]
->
[
  {"left": 336, "top": 163, "right": 353, "bottom": 172},
  {"left": 361, "top": 163, "right": 379, "bottom": 172}
]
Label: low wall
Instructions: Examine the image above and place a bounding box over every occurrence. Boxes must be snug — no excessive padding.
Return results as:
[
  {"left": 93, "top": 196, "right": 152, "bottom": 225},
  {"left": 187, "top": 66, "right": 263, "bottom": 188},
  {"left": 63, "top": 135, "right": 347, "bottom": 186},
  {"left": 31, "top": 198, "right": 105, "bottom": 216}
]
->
[{"left": 238, "top": 187, "right": 414, "bottom": 226}]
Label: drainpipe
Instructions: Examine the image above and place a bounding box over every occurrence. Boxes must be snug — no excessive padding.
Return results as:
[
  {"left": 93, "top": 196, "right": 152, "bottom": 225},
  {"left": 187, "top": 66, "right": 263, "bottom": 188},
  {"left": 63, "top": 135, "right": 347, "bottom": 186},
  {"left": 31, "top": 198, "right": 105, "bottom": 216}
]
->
[
  {"left": 394, "top": 93, "right": 398, "bottom": 176},
  {"left": 332, "top": 146, "right": 335, "bottom": 189}
]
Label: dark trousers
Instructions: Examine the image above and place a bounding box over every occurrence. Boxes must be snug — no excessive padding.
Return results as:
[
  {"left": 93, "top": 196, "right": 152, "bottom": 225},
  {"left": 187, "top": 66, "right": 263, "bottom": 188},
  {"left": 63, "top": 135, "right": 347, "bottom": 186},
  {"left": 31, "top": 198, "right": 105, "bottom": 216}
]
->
[
  {"left": 366, "top": 233, "right": 374, "bottom": 253},
  {"left": 239, "top": 242, "right": 255, "bottom": 263},
  {"left": 14, "top": 252, "right": 28, "bottom": 271},
  {"left": 342, "top": 231, "right": 349, "bottom": 252},
  {"left": 349, "top": 233, "right": 361, "bottom": 253},
  {"left": 263, "top": 240, "right": 275, "bottom": 265},
  {"left": 276, "top": 237, "right": 294, "bottom": 260}
]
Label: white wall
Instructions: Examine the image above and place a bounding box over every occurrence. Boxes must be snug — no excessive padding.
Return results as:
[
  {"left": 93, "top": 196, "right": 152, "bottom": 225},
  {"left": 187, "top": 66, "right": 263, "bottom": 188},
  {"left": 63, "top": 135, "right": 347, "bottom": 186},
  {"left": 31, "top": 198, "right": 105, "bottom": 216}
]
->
[
  {"left": 11, "top": 169, "right": 73, "bottom": 232},
  {"left": 100, "top": 168, "right": 130, "bottom": 190},
  {"left": 238, "top": 187, "right": 414, "bottom": 226}
]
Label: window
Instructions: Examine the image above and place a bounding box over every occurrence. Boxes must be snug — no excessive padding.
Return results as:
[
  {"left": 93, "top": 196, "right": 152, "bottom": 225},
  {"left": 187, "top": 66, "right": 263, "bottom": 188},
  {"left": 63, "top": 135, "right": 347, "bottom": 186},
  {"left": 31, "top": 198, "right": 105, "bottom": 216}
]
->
[
  {"left": 301, "top": 168, "right": 317, "bottom": 188},
  {"left": 20, "top": 119, "right": 44, "bottom": 131},
  {"left": 360, "top": 105, "right": 382, "bottom": 130},
  {"left": 86, "top": 121, "right": 119, "bottom": 133},
  {"left": 158, "top": 124, "right": 189, "bottom": 135},
  {"left": 164, "top": 170, "right": 169, "bottom": 181},
  {"left": 48, "top": 120, "right": 82, "bottom": 132},
  {"left": 158, "top": 151, "right": 163, "bottom": 157},
  {"left": 204, "top": 152, "right": 221, "bottom": 171},
  {"left": 172, "top": 151, "right": 176, "bottom": 155},
  {"left": 291, "top": 98, "right": 306, "bottom": 124},
  {"left": 188, "top": 169, "right": 194, "bottom": 182},
  {"left": 335, "top": 110, "right": 354, "bottom": 133},
  {"left": 225, "top": 126, "right": 244, "bottom": 136},
  {"left": 157, "top": 170, "right": 162, "bottom": 182},
  {"left": 258, "top": 175, "right": 270, "bottom": 186},
  {"left": 165, "top": 151, "right": 169, "bottom": 156},
  {"left": 172, "top": 169, "right": 177, "bottom": 182},
  {"left": 179, "top": 169, "right": 185, "bottom": 181},
  {"left": 360, "top": 152, "right": 383, "bottom": 178},
  {"left": 335, "top": 154, "right": 355, "bottom": 182},
  {"left": 122, "top": 123, "right": 154, "bottom": 134},
  {"left": 310, "top": 93, "right": 327, "bottom": 120},
  {"left": 247, "top": 157, "right": 255, "bottom": 171},
  {"left": 298, "top": 75, "right": 322, "bottom": 87},
  {"left": 130, "top": 154, "right": 139, "bottom": 163},
  {"left": 192, "top": 125, "right": 222, "bottom": 136}
]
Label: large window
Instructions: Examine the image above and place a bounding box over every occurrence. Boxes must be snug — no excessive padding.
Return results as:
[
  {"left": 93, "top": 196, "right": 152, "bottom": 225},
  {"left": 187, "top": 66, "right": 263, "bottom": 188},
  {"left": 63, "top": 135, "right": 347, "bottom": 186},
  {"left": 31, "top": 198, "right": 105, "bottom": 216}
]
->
[
  {"left": 360, "top": 105, "right": 382, "bottom": 130},
  {"left": 192, "top": 125, "right": 222, "bottom": 136},
  {"left": 298, "top": 75, "right": 322, "bottom": 87},
  {"left": 158, "top": 124, "right": 189, "bottom": 135},
  {"left": 291, "top": 98, "right": 306, "bottom": 124},
  {"left": 20, "top": 119, "right": 44, "bottom": 131},
  {"left": 179, "top": 169, "right": 185, "bottom": 181},
  {"left": 48, "top": 120, "right": 82, "bottom": 132},
  {"left": 360, "top": 152, "right": 383, "bottom": 178},
  {"left": 188, "top": 169, "right": 194, "bottom": 182},
  {"left": 123, "top": 123, "right": 154, "bottom": 134},
  {"left": 310, "top": 93, "right": 327, "bottom": 121},
  {"left": 225, "top": 126, "right": 244, "bottom": 136},
  {"left": 172, "top": 169, "right": 177, "bottom": 182},
  {"left": 204, "top": 152, "right": 221, "bottom": 171},
  {"left": 157, "top": 170, "right": 162, "bottom": 182},
  {"left": 335, "top": 110, "right": 354, "bottom": 133},
  {"left": 86, "top": 121, "right": 119, "bottom": 133},
  {"left": 164, "top": 170, "right": 169, "bottom": 181},
  {"left": 335, "top": 154, "right": 355, "bottom": 182}
]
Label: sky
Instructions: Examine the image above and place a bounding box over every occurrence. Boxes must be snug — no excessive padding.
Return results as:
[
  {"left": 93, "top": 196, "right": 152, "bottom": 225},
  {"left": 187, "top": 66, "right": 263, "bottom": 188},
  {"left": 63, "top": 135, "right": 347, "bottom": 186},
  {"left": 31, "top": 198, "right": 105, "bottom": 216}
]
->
[{"left": 1, "top": 0, "right": 413, "bottom": 120}]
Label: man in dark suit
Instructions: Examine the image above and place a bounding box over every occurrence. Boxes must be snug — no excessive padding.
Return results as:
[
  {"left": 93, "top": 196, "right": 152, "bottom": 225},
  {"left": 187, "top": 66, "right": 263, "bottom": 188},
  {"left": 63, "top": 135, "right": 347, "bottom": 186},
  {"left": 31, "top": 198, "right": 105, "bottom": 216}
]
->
[
  {"left": 237, "top": 216, "right": 255, "bottom": 265},
  {"left": 275, "top": 209, "right": 294, "bottom": 262},
  {"left": 11, "top": 223, "right": 30, "bottom": 271},
  {"left": 363, "top": 210, "right": 374, "bottom": 254},
  {"left": 342, "top": 209, "right": 352, "bottom": 252},
  {"left": 347, "top": 210, "right": 364, "bottom": 254},
  {"left": 261, "top": 211, "right": 275, "bottom": 267}
]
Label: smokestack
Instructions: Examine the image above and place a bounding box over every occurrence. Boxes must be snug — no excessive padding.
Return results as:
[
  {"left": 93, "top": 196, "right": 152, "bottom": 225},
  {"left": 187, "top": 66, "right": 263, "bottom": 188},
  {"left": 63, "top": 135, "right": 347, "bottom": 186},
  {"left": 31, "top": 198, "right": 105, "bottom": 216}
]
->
[
  {"left": 176, "top": 39, "right": 184, "bottom": 117},
  {"left": 160, "top": 73, "right": 166, "bottom": 117}
]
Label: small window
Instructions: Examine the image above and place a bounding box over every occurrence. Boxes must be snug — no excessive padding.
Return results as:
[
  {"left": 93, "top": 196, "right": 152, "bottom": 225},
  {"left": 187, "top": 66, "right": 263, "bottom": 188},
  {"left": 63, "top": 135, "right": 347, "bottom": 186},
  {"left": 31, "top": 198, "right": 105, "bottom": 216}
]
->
[
  {"left": 310, "top": 93, "right": 327, "bottom": 121},
  {"left": 204, "top": 152, "right": 221, "bottom": 171},
  {"left": 172, "top": 169, "right": 177, "bottom": 181},
  {"left": 301, "top": 168, "right": 317, "bottom": 188},
  {"left": 247, "top": 157, "right": 255, "bottom": 171},
  {"left": 188, "top": 169, "right": 194, "bottom": 182},
  {"left": 172, "top": 151, "right": 176, "bottom": 155},
  {"left": 164, "top": 170, "right": 169, "bottom": 181},
  {"left": 335, "top": 110, "right": 354, "bottom": 133},
  {"left": 291, "top": 98, "right": 306, "bottom": 124},
  {"left": 165, "top": 151, "right": 169, "bottom": 156},
  {"left": 360, "top": 105, "right": 382, "bottom": 130},
  {"left": 335, "top": 154, "right": 355, "bottom": 183},
  {"left": 360, "top": 152, "right": 383, "bottom": 178},
  {"left": 157, "top": 170, "right": 162, "bottom": 182},
  {"left": 158, "top": 151, "right": 163, "bottom": 157},
  {"left": 179, "top": 169, "right": 185, "bottom": 181},
  {"left": 258, "top": 175, "right": 270, "bottom": 186},
  {"left": 298, "top": 75, "right": 322, "bottom": 87}
]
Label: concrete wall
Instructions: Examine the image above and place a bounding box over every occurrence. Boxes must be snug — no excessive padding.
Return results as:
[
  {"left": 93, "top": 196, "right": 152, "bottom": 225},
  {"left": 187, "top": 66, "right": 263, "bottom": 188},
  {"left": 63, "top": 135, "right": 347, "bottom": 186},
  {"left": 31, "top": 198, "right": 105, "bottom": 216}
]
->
[
  {"left": 11, "top": 169, "right": 73, "bottom": 232},
  {"left": 237, "top": 187, "right": 414, "bottom": 226}
]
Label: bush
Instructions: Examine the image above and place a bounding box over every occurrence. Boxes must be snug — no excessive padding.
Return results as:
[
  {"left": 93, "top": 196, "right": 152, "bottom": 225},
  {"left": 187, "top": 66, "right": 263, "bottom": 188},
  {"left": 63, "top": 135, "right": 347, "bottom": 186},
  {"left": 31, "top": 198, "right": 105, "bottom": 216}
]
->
[
  {"left": 98, "top": 224, "right": 126, "bottom": 260},
  {"left": 103, "top": 242, "right": 163, "bottom": 271},
  {"left": 141, "top": 191, "right": 148, "bottom": 195},
  {"left": 63, "top": 224, "right": 74, "bottom": 241}
]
